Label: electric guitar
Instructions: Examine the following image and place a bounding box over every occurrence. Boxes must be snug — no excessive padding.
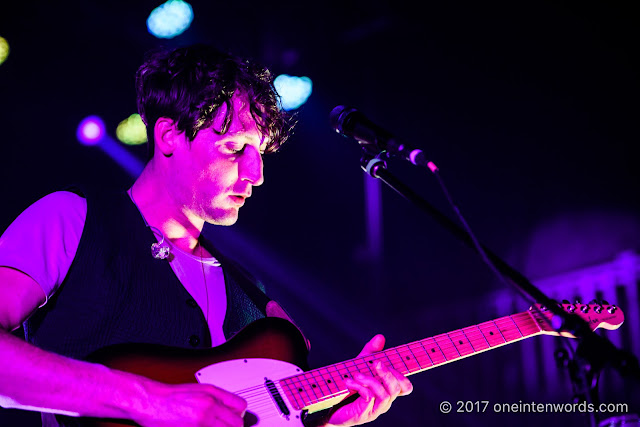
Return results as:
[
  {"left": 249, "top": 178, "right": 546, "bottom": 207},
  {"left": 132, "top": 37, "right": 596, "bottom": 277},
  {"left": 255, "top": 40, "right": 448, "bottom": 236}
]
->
[{"left": 85, "top": 302, "right": 624, "bottom": 426}]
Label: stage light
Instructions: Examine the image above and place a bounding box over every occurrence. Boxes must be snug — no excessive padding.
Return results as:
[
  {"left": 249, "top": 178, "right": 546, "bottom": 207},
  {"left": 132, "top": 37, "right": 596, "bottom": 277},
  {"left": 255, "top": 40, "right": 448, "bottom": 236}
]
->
[
  {"left": 77, "top": 116, "right": 144, "bottom": 176},
  {"left": 116, "top": 114, "right": 148, "bottom": 145},
  {"left": 274, "top": 74, "right": 313, "bottom": 111},
  {"left": 77, "top": 116, "right": 106, "bottom": 146},
  {"left": 147, "top": 0, "right": 193, "bottom": 39},
  {"left": 0, "top": 37, "right": 9, "bottom": 66}
]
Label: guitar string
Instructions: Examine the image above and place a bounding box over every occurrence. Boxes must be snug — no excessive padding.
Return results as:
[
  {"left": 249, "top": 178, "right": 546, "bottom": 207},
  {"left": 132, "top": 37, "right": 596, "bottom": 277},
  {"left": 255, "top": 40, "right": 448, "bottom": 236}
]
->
[
  {"left": 223, "top": 312, "right": 547, "bottom": 408},
  {"left": 228, "top": 312, "right": 541, "bottom": 402},
  {"left": 285, "top": 315, "right": 540, "bottom": 406},
  {"left": 233, "top": 309, "right": 601, "bottom": 409}
]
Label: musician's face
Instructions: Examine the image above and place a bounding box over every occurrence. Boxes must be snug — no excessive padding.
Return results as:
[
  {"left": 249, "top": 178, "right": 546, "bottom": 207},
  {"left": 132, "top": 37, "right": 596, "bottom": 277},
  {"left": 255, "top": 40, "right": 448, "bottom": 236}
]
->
[{"left": 171, "top": 95, "right": 266, "bottom": 226}]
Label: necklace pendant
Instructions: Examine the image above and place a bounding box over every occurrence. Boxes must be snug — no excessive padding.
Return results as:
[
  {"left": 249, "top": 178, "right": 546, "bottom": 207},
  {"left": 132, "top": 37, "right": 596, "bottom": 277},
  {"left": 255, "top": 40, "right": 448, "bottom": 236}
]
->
[{"left": 151, "top": 242, "right": 171, "bottom": 259}]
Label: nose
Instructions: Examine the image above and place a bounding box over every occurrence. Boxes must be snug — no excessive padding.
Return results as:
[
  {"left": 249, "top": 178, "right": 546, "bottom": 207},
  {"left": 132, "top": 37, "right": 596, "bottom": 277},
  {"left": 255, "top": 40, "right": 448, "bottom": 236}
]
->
[{"left": 239, "top": 145, "right": 264, "bottom": 186}]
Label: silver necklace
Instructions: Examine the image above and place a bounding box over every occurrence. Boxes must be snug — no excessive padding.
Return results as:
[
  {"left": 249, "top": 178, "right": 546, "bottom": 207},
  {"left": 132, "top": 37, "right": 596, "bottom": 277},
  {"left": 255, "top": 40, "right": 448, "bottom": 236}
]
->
[{"left": 129, "top": 188, "right": 210, "bottom": 324}]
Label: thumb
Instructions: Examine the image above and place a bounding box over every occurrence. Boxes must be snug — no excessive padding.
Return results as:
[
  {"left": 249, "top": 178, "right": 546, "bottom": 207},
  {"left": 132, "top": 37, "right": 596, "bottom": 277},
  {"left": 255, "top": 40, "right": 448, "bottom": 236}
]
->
[{"left": 357, "top": 334, "right": 385, "bottom": 357}]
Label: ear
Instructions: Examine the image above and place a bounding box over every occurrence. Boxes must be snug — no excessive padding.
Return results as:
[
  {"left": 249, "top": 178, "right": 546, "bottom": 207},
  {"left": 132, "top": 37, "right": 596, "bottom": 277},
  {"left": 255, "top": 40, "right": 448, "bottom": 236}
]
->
[{"left": 153, "top": 117, "right": 183, "bottom": 158}]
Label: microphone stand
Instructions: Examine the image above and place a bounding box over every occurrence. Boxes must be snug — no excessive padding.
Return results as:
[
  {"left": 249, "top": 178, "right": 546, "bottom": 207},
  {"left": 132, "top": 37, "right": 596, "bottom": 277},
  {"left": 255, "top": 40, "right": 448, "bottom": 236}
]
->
[{"left": 358, "top": 149, "right": 640, "bottom": 425}]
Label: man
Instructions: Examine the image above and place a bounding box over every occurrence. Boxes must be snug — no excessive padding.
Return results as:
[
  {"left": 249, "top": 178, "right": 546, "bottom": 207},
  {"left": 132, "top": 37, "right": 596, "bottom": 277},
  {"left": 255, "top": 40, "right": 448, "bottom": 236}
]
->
[{"left": 0, "top": 44, "right": 412, "bottom": 426}]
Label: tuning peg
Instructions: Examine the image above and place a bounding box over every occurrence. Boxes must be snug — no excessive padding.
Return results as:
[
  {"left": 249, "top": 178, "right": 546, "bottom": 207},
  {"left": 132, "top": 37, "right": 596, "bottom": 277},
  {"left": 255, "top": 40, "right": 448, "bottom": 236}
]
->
[
  {"left": 562, "top": 299, "right": 571, "bottom": 304},
  {"left": 580, "top": 305, "right": 590, "bottom": 313},
  {"left": 594, "top": 305, "right": 603, "bottom": 314},
  {"left": 607, "top": 305, "right": 617, "bottom": 314},
  {"left": 588, "top": 299, "right": 599, "bottom": 305},
  {"left": 602, "top": 300, "right": 609, "bottom": 305}
]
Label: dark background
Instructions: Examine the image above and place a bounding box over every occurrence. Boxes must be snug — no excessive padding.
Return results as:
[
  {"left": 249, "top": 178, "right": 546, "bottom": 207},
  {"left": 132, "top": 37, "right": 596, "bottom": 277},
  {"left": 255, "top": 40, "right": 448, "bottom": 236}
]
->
[{"left": 1, "top": 1, "right": 639, "bottom": 426}]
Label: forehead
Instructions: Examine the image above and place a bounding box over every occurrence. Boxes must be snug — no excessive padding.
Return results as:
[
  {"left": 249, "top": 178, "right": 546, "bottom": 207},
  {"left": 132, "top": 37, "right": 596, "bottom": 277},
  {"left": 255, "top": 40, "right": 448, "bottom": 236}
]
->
[
  {"left": 212, "top": 95, "right": 250, "bottom": 129},
  {"left": 211, "top": 95, "right": 268, "bottom": 145}
]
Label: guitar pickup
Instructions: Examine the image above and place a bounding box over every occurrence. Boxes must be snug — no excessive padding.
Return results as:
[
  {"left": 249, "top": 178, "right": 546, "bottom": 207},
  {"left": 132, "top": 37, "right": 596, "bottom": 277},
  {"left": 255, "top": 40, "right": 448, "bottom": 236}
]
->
[{"left": 265, "top": 378, "right": 291, "bottom": 418}]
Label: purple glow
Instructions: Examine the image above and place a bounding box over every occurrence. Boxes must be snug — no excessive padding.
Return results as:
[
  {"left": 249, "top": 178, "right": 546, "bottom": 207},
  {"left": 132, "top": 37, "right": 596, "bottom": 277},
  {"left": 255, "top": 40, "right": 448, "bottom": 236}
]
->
[
  {"left": 76, "top": 116, "right": 105, "bottom": 146},
  {"left": 98, "top": 136, "right": 144, "bottom": 177}
]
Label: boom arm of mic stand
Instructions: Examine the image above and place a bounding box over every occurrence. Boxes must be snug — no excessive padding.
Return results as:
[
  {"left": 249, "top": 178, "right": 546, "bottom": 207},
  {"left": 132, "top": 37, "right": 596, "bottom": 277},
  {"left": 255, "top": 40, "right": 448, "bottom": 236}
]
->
[{"left": 361, "top": 153, "right": 640, "bottom": 382}]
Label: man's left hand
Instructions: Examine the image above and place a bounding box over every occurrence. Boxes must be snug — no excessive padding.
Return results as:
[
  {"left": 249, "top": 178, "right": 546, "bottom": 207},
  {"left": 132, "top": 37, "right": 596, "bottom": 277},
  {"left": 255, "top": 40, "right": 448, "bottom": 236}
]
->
[{"left": 324, "top": 334, "right": 413, "bottom": 426}]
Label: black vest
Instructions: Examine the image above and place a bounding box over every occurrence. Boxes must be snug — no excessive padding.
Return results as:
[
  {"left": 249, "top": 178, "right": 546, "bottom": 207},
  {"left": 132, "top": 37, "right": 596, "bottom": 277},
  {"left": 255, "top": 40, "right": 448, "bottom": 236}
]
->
[{"left": 24, "top": 189, "right": 269, "bottom": 360}]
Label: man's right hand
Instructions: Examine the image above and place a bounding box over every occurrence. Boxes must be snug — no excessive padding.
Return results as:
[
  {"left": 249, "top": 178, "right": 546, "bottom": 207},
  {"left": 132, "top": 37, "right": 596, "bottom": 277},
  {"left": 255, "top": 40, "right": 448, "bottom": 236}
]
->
[
  {"left": 0, "top": 267, "right": 248, "bottom": 427},
  {"left": 132, "top": 382, "right": 247, "bottom": 427}
]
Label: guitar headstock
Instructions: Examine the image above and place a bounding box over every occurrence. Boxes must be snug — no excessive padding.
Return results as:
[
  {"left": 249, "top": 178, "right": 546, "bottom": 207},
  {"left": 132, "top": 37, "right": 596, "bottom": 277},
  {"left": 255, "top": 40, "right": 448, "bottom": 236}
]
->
[{"left": 530, "top": 300, "right": 624, "bottom": 338}]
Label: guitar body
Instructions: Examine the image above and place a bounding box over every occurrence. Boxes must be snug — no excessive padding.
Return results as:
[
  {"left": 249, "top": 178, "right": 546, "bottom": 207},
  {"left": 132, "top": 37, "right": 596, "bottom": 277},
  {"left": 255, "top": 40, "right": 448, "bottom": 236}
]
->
[{"left": 84, "top": 317, "right": 310, "bottom": 426}]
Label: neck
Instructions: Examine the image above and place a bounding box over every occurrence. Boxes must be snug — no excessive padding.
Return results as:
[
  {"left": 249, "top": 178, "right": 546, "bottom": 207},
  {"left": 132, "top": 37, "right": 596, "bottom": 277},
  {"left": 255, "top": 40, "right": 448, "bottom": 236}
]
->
[{"left": 130, "top": 163, "right": 204, "bottom": 254}]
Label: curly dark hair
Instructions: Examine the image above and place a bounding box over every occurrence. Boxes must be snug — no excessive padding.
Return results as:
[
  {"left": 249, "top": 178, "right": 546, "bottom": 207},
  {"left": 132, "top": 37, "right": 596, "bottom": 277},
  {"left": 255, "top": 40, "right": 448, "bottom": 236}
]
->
[{"left": 135, "top": 44, "right": 295, "bottom": 160}]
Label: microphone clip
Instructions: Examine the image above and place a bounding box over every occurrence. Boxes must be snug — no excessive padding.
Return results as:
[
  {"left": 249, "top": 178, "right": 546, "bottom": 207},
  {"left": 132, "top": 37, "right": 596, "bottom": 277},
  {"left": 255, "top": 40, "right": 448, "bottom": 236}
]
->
[{"left": 360, "top": 150, "right": 389, "bottom": 179}]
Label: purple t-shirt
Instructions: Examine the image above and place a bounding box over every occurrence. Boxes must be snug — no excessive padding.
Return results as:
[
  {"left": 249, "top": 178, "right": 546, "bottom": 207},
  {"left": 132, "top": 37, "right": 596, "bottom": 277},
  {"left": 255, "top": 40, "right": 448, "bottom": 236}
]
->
[{"left": 0, "top": 191, "right": 228, "bottom": 345}]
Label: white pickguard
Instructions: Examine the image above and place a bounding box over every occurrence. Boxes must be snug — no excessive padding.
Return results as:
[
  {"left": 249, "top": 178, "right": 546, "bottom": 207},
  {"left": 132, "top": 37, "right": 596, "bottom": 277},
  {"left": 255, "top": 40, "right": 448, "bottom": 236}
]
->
[{"left": 196, "top": 358, "right": 305, "bottom": 426}]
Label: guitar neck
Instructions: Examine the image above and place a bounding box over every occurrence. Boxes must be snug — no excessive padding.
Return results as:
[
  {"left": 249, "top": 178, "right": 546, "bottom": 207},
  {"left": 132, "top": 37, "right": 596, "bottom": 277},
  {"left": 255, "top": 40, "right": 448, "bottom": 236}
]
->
[{"left": 280, "top": 310, "right": 542, "bottom": 411}]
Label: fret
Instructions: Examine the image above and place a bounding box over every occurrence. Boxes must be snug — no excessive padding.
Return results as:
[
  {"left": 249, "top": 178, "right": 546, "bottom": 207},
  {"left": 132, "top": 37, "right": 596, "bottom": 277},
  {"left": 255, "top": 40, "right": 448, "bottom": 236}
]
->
[
  {"left": 302, "top": 372, "right": 322, "bottom": 400},
  {"left": 492, "top": 319, "right": 509, "bottom": 342},
  {"left": 327, "top": 363, "right": 348, "bottom": 390},
  {"left": 495, "top": 317, "right": 522, "bottom": 341},
  {"left": 472, "top": 324, "right": 491, "bottom": 349},
  {"left": 478, "top": 320, "right": 507, "bottom": 346},
  {"left": 508, "top": 315, "right": 525, "bottom": 338},
  {"left": 308, "top": 369, "right": 332, "bottom": 399},
  {"left": 460, "top": 329, "right": 475, "bottom": 352},
  {"left": 382, "top": 349, "right": 397, "bottom": 371},
  {"left": 513, "top": 312, "right": 542, "bottom": 335},
  {"left": 416, "top": 340, "right": 435, "bottom": 367},
  {"left": 462, "top": 325, "right": 489, "bottom": 352},
  {"left": 390, "top": 347, "right": 410, "bottom": 373},
  {"left": 335, "top": 362, "right": 353, "bottom": 383},
  {"left": 281, "top": 378, "right": 304, "bottom": 410},
  {"left": 293, "top": 374, "right": 315, "bottom": 405},
  {"left": 360, "top": 354, "right": 378, "bottom": 376},
  {"left": 448, "top": 330, "right": 474, "bottom": 356},
  {"left": 421, "top": 337, "right": 447, "bottom": 364},
  {"left": 346, "top": 359, "right": 363, "bottom": 379},
  {"left": 435, "top": 334, "right": 460, "bottom": 360},
  {"left": 318, "top": 366, "right": 340, "bottom": 395},
  {"left": 397, "top": 345, "right": 421, "bottom": 373}
]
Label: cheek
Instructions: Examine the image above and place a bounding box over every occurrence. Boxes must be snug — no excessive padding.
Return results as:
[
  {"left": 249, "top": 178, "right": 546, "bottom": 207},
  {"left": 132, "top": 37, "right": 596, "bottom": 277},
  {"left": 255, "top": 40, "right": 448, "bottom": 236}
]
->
[{"left": 207, "top": 160, "right": 238, "bottom": 184}]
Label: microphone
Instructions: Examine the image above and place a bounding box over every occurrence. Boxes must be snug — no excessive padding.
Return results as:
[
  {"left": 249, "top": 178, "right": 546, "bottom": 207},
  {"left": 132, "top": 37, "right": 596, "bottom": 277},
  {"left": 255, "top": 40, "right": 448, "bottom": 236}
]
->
[{"left": 330, "top": 105, "right": 437, "bottom": 171}]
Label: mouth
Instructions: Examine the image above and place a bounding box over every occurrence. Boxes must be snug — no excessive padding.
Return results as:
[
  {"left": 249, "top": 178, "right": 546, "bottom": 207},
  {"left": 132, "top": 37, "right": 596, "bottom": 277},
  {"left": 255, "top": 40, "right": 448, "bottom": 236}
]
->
[{"left": 229, "top": 195, "right": 248, "bottom": 206}]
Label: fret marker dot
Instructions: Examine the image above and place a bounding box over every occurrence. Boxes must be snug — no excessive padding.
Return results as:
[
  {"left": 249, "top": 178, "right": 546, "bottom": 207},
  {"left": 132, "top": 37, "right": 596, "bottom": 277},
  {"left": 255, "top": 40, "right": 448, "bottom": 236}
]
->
[
  {"left": 312, "top": 384, "right": 317, "bottom": 388},
  {"left": 327, "top": 380, "right": 332, "bottom": 383},
  {"left": 298, "top": 388, "right": 303, "bottom": 392},
  {"left": 344, "top": 374, "right": 349, "bottom": 378},
  {"left": 459, "top": 340, "right": 463, "bottom": 345},
  {"left": 406, "top": 356, "right": 410, "bottom": 360},
  {"left": 490, "top": 332, "right": 494, "bottom": 335},
  {"left": 431, "top": 348, "right": 435, "bottom": 353}
]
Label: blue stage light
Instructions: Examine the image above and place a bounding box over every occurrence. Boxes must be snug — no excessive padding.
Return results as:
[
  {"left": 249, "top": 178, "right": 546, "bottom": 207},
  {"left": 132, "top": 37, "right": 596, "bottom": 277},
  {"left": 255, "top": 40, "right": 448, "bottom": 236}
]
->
[
  {"left": 147, "top": 0, "right": 193, "bottom": 39},
  {"left": 274, "top": 74, "right": 313, "bottom": 111}
]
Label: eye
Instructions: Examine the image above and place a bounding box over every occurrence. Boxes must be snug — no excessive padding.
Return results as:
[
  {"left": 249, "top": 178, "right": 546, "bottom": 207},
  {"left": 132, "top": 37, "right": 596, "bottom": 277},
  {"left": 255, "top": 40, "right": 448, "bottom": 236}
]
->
[{"left": 225, "top": 144, "right": 245, "bottom": 154}]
